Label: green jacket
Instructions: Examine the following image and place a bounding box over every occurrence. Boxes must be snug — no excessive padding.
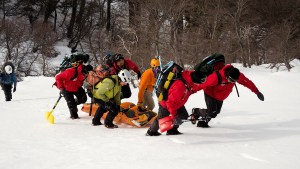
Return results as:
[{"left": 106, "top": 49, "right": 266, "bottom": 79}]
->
[{"left": 93, "top": 75, "right": 121, "bottom": 105}]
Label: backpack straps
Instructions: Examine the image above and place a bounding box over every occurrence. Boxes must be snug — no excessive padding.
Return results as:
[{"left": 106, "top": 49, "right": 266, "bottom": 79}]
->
[
  {"left": 70, "top": 67, "right": 78, "bottom": 81},
  {"left": 215, "top": 71, "right": 222, "bottom": 85}
]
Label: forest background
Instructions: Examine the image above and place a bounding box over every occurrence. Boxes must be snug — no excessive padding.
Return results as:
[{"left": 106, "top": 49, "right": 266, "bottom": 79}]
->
[{"left": 0, "top": 0, "right": 299, "bottom": 77}]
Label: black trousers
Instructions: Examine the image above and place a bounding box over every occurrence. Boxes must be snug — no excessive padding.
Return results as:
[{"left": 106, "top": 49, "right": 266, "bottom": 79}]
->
[
  {"left": 63, "top": 87, "right": 87, "bottom": 118},
  {"left": 149, "top": 104, "right": 189, "bottom": 132},
  {"left": 204, "top": 93, "right": 223, "bottom": 118},
  {"left": 121, "top": 83, "right": 131, "bottom": 99},
  {"left": 2, "top": 84, "right": 12, "bottom": 101},
  {"left": 93, "top": 98, "right": 119, "bottom": 125}
]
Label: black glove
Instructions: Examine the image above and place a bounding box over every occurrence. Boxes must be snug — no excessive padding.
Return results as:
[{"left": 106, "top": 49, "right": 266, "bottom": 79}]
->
[
  {"left": 105, "top": 99, "right": 116, "bottom": 110},
  {"left": 13, "top": 87, "right": 16, "bottom": 93},
  {"left": 257, "top": 92, "right": 264, "bottom": 101},
  {"left": 137, "top": 71, "right": 142, "bottom": 79},
  {"left": 173, "top": 116, "right": 183, "bottom": 126},
  {"left": 60, "top": 88, "right": 66, "bottom": 97}
]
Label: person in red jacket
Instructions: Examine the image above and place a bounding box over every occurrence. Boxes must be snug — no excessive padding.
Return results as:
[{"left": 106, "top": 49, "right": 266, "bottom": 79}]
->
[
  {"left": 191, "top": 64, "right": 264, "bottom": 127},
  {"left": 55, "top": 61, "right": 92, "bottom": 119},
  {"left": 146, "top": 70, "right": 206, "bottom": 136},
  {"left": 110, "top": 53, "right": 141, "bottom": 99}
]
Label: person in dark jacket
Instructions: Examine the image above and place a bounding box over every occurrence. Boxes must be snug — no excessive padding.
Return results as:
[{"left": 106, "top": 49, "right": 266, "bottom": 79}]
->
[
  {"left": 191, "top": 64, "right": 264, "bottom": 127},
  {"left": 55, "top": 61, "right": 92, "bottom": 119},
  {"left": 0, "top": 62, "right": 17, "bottom": 101},
  {"left": 146, "top": 70, "right": 206, "bottom": 136},
  {"left": 110, "top": 53, "right": 141, "bottom": 99}
]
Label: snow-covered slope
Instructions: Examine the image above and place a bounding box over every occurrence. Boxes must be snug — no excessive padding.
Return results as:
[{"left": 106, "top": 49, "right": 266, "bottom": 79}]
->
[{"left": 1, "top": 60, "right": 300, "bottom": 169}]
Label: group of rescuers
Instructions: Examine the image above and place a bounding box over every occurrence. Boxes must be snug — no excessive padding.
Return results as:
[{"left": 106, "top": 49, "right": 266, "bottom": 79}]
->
[{"left": 53, "top": 52, "right": 264, "bottom": 136}]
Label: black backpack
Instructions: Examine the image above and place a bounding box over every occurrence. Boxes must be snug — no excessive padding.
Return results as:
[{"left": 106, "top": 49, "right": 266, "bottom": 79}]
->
[
  {"left": 194, "top": 53, "right": 225, "bottom": 84},
  {"left": 57, "top": 52, "right": 90, "bottom": 73},
  {"left": 154, "top": 61, "right": 184, "bottom": 101}
]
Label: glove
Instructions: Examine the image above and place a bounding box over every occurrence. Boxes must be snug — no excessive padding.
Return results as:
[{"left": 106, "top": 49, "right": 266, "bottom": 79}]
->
[
  {"left": 60, "top": 88, "right": 66, "bottom": 97},
  {"left": 13, "top": 87, "right": 16, "bottom": 93},
  {"left": 137, "top": 102, "right": 143, "bottom": 107},
  {"left": 137, "top": 71, "right": 142, "bottom": 79},
  {"left": 105, "top": 99, "right": 116, "bottom": 110},
  {"left": 173, "top": 116, "right": 183, "bottom": 126},
  {"left": 257, "top": 91, "right": 264, "bottom": 101}
]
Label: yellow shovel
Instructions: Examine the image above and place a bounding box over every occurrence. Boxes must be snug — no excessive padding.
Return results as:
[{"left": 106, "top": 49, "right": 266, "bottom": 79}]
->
[{"left": 45, "top": 95, "right": 63, "bottom": 124}]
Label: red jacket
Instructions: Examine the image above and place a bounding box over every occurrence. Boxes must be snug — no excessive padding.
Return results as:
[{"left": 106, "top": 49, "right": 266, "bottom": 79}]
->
[
  {"left": 55, "top": 64, "right": 86, "bottom": 92},
  {"left": 160, "top": 71, "right": 197, "bottom": 118},
  {"left": 194, "top": 64, "right": 259, "bottom": 101},
  {"left": 110, "top": 58, "right": 140, "bottom": 75}
]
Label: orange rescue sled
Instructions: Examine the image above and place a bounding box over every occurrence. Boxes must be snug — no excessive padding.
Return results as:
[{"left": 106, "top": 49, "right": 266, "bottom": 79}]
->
[{"left": 81, "top": 102, "right": 157, "bottom": 127}]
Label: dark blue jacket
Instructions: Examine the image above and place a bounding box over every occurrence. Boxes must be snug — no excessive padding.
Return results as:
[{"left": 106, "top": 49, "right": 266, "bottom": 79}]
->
[{"left": 0, "top": 72, "right": 17, "bottom": 88}]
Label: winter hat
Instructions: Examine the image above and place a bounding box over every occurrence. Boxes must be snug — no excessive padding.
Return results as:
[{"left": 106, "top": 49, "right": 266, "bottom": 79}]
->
[
  {"left": 191, "top": 70, "right": 207, "bottom": 84},
  {"left": 82, "top": 64, "right": 93, "bottom": 74},
  {"left": 95, "top": 64, "right": 111, "bottom": 78},
  {"left": 226, "top": 67, "right": 240, "bottom": 82},
  {"left": 4, "top": 65, "right": 13, "bottom": 74},
  {"left": 113, "top": 54, "right": 124, "bottom": 62}
]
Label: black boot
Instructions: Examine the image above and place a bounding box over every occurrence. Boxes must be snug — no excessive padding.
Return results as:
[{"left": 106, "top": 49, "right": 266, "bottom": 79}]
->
[
  {"left": 197, "top": 120, "right": 210, "bottom": 128},
  {"left": 166, "top": 128, "right": 182, "bottom": 135},
  {"left": 69, "top": 107, "right": 79, "bottom": 119},
  {"left": 92, "top": 118, "right": 102, "bottom": 126},
  {"left": 104, "top": 123, "right": 118, "bottom": 128},
  {"left": 146, "top": 129, "right": 161, "bottom": 136}
]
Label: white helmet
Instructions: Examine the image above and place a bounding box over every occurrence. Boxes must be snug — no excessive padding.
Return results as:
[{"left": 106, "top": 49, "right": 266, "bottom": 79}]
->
[
  {"left": 5, "top": 65, "right": 13, "bottom": 74},
  {"left": 118, "top": 69, "right": 132, "bottom": 82}
]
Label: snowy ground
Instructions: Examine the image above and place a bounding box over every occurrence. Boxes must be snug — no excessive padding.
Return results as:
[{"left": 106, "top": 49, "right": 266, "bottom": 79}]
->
[{"left": 1, "top": 60, "right": 300, "bottom": 169}]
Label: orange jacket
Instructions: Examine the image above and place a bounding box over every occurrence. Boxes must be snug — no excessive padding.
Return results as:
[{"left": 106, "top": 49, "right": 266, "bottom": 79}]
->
[{"left": 138, "top": 68, "right": 156, "bottom": 103}]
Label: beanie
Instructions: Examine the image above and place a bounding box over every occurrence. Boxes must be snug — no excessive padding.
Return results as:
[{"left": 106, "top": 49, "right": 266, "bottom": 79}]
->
[
  {"left": 191, "top": 70, "right": 207, "bottom": 84},
  {"left": 226, "top": 67, "right": 240, "bottom": 81}
]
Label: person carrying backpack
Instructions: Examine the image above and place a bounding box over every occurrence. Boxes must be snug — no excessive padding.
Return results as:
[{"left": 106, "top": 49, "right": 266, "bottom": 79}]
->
[
  {"left": 0, "top": 62, "right": 17, "bottom": 101},
  {"left": 110, "top": 53, "right": 141, "bottom": 99},
  {"left": 146, "top": 69, "right": 206, "bottom": 136},
  {"left": 137, "top": 58, "right": 160, "bottom": 111},
  {"left": 191, "top": 64, "right": 264, "bottom": 127},
  {"left": 91, "top": 64, "right": 123, "bottom": 128},
  {"left": 54, "top": 56, "right": 92, "bottom": 119}
]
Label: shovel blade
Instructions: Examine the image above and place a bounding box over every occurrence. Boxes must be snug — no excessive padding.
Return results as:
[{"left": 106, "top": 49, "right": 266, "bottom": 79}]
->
[{"left": 45, "top": 110, "right": 55, "bottom": 124}]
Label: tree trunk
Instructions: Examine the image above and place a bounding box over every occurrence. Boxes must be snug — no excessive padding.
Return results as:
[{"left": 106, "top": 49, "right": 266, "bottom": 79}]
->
[
  {"left": 67, "top": 0, "right": 78, "bottom": 38},
  {"left": 106, "top": 0, "right": 111, "bottom": 32}
]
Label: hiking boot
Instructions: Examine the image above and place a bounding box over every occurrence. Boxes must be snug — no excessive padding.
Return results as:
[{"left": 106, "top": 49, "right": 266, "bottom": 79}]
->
[
  {"left": 166, "top": 128, "right": 183, "bottom": 135},
  {"left": 70, "top": 116, "right": 80, "bottom": 119},
  {"left": 190, "top": 113, "right": 198, "bottom": 125},
  {"left": 105, "top": 123, "right": 118, "bottom": 129},
  {"left": 92, "top": 118, "right": 102, "bottom": 126},
  {"left": 197, "top": 120, "right": 210, "bottom": 128},
  {"left": 145, "top": 129, "right": 161, "bottom": 136}
]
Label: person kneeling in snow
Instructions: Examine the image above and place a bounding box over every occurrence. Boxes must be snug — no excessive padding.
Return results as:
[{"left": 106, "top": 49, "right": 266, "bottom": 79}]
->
[
  {"left": 146, "top": 70, "right": 205, "bottom": 136},
  {"left": 191, "top": 64, "right": 264, "bottom": 128},
  {"left": 91, "top": 64, "right": 123, "bottom": 128}
]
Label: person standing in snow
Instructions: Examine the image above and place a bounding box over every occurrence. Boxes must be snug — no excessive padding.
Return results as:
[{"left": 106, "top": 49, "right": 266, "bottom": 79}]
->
[
  {"left": 54, "top": 57, "right": 92, "bottom": 119},
  {"left": 146, "top": 70, "right": 206, "bottom": 136},
  {"left": 191, "top": 64, "right": 264, "bottom": 127},
  {"left": 0, "top": 62, "right": 17, "bottom": 101},
  {"left": 91, "top": 64, "right": 122, "bottom": 128},
  {"left": 136, "top": 58, "right": 160, "bottom": 111},
  {"left": 110, "top": 53, "right": 141, "bottom": 99}
]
